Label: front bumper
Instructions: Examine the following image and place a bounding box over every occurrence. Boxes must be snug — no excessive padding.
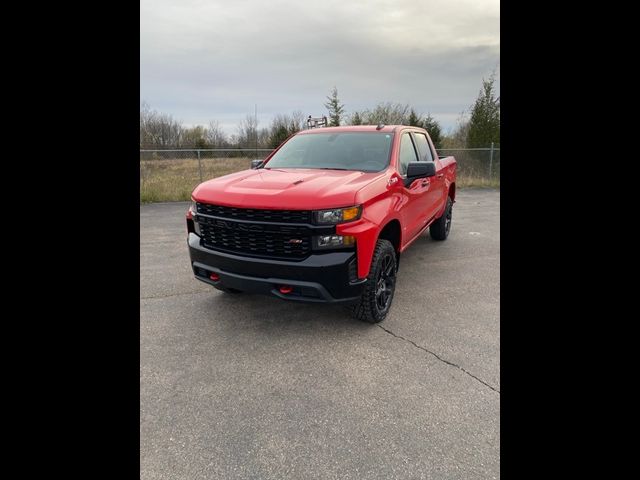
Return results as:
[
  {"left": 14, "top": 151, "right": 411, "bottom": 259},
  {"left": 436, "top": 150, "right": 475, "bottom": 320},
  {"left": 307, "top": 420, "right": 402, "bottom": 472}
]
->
[{"left": 188, "top": 233, "right": 366, "bottom": 303}]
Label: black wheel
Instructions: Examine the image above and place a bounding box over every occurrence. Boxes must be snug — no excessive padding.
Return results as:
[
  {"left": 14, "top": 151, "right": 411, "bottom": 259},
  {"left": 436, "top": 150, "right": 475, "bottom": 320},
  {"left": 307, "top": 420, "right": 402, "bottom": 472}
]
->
[
  {"left": 430, "top": 197, "right": 453, "bottom": 241},
  {"left": 350, "top": 239, "right": 397, "bottom": 323}
]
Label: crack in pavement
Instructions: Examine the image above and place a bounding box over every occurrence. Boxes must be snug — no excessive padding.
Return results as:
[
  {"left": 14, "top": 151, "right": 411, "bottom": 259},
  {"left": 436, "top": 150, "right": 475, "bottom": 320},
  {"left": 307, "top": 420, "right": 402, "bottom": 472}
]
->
[{"left": 377, "top": 324, "right": 500, "bottom": 394}]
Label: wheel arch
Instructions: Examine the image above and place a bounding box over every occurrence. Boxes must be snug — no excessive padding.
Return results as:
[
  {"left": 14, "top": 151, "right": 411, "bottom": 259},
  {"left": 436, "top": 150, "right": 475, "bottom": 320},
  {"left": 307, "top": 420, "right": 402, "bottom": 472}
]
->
[
  {"left": 448, "top": 182, "right": 456, "bottom": 202},
  {"left": 377, "top": 218, "right": 402, "bottom": 270}
]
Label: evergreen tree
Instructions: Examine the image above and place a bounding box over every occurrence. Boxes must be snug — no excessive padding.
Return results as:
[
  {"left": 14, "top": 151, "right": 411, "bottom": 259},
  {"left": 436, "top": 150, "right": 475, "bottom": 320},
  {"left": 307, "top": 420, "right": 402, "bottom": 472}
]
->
[
  {"left": 422, "top": 114, "right": 443, "bottom": 149},
  {"left": 270, "top": 124, "right": 290, "bottom": 148},
  {"left": 467, "top": 73, "right": 500, "bottom": 147},
  {"left": 350, "top": 111, "right": 363, "bottom": 125},
  {"left": 407, "top": 108, "right": 421, "bottom": 127},
  {"left": 324, "top": 87, "right": 345, "bottom": 126}
]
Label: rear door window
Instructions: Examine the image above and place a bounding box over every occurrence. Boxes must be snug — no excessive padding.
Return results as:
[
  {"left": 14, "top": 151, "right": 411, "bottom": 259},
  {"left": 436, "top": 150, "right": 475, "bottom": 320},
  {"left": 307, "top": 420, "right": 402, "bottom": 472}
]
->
[{"left": 413, "top": 133, "right": 434, "bottom": 162}]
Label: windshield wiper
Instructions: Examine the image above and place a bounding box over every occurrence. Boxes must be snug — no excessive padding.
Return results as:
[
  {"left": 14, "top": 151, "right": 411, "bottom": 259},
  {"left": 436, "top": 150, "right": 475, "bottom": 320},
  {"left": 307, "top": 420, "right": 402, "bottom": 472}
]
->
[{"left": 315, "top": 167, "right": 351, "bottom": 171}]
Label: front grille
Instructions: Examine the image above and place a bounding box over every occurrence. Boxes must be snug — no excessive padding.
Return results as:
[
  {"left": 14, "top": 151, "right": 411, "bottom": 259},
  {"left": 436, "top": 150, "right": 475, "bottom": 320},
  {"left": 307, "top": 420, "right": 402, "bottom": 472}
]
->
[
  {"left": 197, "top": 203, "right": 311, "bottom": 223},
  {"left": 197, "top": 215, "right": 312, "bottom": 259}
]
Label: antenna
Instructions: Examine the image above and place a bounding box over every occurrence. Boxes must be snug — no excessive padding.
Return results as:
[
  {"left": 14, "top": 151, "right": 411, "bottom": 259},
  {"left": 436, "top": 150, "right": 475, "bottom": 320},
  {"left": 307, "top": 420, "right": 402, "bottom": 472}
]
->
[{"left": 376, "top": 123, "right": 385, "bottom": 130}]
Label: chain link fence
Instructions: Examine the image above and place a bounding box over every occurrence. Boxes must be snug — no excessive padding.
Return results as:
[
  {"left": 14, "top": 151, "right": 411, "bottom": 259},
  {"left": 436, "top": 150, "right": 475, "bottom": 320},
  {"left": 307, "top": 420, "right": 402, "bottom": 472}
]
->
[
  {"left": 438, "top": 144, "right": 500, "bottom": 187},
  {"left": 140, "top": 145, "right": 499, "bottom": 202},
  {"left": 140, "top": 148, "right": 272, "bottom": 203}
]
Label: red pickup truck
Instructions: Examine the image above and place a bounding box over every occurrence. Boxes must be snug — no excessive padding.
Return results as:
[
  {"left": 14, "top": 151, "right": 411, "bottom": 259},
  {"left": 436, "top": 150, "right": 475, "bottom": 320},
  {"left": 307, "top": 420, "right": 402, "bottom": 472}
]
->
[{"left": 186, "top": 125, "right": 456, "bottom": 323}]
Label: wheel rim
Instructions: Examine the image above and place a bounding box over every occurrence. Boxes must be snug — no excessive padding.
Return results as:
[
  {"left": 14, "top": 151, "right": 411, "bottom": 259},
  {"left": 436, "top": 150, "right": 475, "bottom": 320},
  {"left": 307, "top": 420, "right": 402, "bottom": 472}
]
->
[
  {"left": 375, "top": 253, "right": 396, "bottom": 311},
  {"left": 445, "top": 204, "right": 452, "bottom": 235}
]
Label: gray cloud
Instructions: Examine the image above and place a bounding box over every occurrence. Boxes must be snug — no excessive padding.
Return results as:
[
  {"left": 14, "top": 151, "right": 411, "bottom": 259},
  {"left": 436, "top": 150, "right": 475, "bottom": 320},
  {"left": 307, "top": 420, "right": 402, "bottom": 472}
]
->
[{"left": 141, "top": 0, "right": 499, "bottom": 134}]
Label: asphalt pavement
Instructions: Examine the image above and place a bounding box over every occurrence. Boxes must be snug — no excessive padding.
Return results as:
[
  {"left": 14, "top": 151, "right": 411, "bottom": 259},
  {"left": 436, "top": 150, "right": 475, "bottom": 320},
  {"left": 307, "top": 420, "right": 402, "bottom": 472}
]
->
[{"left": 140, "top": 188, "right": 500, "bottom": 479}]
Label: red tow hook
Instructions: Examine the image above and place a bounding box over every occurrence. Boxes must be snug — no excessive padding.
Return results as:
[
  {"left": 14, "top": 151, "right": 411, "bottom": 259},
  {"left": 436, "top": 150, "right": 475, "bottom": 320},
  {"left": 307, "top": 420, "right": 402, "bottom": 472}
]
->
[
  {"left": 278, "top": 285, "right": 293, "bottom": 294},
  {"left": 209, "top": 272, "right": 220, "bottom": 282}
]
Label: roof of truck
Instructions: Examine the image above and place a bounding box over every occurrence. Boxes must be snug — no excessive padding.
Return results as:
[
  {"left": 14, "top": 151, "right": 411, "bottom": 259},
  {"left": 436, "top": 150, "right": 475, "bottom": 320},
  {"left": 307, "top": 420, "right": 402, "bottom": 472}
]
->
[{"left": 297, "top": 125, "right": 415, "bottom": 134}]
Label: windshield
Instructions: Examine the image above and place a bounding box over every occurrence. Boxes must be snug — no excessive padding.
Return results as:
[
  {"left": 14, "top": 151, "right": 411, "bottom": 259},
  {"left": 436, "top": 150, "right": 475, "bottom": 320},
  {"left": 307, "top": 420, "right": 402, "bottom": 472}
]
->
[{"left": 264, "top": 132, "right": 394, "bottom": 172}]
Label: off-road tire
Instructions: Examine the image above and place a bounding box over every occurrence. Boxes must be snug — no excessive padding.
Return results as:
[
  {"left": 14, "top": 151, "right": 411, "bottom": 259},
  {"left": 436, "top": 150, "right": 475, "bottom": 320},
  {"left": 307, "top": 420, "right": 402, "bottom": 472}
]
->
[
  {"left": 350, "top": 239, "right": 397, "bottom": 323},
  {"left": 430, "top": 197, "right": 453, "bottom": 241}
]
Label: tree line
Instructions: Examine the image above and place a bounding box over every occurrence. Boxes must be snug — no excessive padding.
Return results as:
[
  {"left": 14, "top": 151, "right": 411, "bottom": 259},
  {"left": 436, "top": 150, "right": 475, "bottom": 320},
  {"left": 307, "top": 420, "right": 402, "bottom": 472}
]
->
[{"left": 140, "top": 74, "right": 499, "bottom": 151}]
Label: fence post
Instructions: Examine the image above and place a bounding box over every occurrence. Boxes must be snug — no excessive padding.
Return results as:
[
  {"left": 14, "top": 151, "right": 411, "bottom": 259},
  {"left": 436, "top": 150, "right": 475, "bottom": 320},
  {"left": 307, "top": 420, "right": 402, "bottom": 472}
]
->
[
  {"left": 197, "top": 150, "right": 203, "bottom": 183},
  {"left": 489, "top": 142, "right": 494, "bottom": 179}
]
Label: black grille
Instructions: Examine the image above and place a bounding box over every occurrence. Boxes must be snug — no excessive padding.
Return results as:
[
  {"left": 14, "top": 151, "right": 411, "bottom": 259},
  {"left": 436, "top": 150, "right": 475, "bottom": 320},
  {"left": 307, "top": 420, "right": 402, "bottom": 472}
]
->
[
  {"left": 197, "top": 203, "right": 311, "bottom": 223},
  {"left": 197, "top": 216, "right": 312, "bottom": 259}
]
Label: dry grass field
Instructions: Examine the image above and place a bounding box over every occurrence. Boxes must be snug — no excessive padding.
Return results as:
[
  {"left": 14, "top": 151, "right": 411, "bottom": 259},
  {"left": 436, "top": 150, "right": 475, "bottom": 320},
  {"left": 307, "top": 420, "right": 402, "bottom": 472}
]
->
[
  {"left": 140, "top": 157, "right": 499, "bottom": 202},
  {"left": 140, "top": 157, "right": 251, "bottom": 203}
]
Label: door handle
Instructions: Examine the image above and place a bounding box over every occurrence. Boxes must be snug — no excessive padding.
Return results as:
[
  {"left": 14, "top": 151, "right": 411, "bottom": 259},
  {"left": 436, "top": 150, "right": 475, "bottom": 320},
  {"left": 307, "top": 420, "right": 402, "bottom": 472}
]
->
[
  {"left": 436, "top": 173, "right": 444, "bottom": 179},
  {"left": 421, "top": 179, "right": 429, "bottom": 187}
]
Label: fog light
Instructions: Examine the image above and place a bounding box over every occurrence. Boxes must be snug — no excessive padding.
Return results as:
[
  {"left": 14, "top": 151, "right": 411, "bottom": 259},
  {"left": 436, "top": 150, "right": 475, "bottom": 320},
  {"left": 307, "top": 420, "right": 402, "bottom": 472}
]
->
[
  {"left": 315, "top": 235, "right": 355, "bottom": 249},
  {"left": 209, "top": 272, "right": 220, "bottom": 282},
  {"left": 319, "top": 235, "right": 341, "bottom": 247}
]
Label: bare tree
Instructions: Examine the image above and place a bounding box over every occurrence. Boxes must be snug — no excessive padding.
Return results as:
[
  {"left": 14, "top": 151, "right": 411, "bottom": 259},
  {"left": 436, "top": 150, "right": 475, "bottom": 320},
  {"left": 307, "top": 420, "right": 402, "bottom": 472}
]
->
[
  {"left": 206, "top": 120, "right": 227, "bottom": 148},
  {"left": 359, "top": 102, "right": 411, "bottom": 125},
  {"left": 236, "top": 114, "right": 259, "bottom": 148},
  {"left": 290, "top": 110, "right": 306, "bottom": 131},
  {"left": 140, "top": 101, "right": 152, "bottom": 146},
  {"left": 140, "top": 101, "right": 183, "bottom": 148},
  {"left": 258, "top": 127, "right": 270, "bottom": 148},
  {"left": 441, "top": 112, "right": 470, "bottom": 148}
]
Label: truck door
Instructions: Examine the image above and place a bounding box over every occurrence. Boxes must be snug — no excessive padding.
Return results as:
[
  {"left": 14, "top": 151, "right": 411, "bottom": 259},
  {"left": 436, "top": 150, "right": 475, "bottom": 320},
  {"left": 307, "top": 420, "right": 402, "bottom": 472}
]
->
[
  {"left": 412, "top": 131, "right": 446, "bottom": 222},
  {"left": 398, "top": 132, "right": 431, "bottom": 241}
]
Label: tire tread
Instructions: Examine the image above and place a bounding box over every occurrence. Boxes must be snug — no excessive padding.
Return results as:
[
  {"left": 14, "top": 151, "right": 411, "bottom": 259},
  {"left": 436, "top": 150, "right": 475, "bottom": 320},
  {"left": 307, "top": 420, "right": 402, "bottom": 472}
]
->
[{"left": 349, "top": 239, "right": 396, "bottom": 323}]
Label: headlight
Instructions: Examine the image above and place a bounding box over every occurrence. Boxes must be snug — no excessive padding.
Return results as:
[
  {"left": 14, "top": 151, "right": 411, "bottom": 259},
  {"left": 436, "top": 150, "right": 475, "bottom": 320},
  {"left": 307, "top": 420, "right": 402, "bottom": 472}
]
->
[
  {"left": 314, "top": 235, "right": 356, "bottom": 249},
  {"left": 188, "top": 199, "right": 198, "bottom": 216},
  {"left": 188, "top": 200, "right": 201, "bottom": 235},
  {"left": 314, "top": 206, "right": 361, "bottom": 224}
]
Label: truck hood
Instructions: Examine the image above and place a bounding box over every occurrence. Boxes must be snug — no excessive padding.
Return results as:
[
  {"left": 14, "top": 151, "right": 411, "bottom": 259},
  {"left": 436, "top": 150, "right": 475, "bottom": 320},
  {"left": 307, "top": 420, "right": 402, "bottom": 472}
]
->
[{"left": 192, "top": 168, "right": 384, "bottom": 209}]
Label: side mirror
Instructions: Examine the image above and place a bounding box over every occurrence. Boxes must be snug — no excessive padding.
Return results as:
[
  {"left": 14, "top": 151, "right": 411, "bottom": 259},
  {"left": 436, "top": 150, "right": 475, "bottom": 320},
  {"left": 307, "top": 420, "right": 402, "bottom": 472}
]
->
[
  {"left": 406, "top": 162, "right": 436, "bottom": 179},
  {"left": 250, "top": 159, "right": 263, "bottom": 169}
]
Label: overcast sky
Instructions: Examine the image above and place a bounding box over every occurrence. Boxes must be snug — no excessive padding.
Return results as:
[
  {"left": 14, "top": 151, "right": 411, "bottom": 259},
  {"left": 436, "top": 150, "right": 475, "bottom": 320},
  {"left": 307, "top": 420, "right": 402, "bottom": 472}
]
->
[{"left": 140, "top": 0, "right": 499, "bottom": 135}]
